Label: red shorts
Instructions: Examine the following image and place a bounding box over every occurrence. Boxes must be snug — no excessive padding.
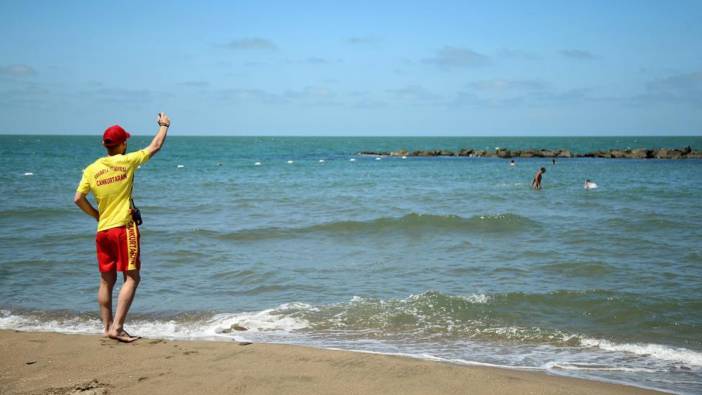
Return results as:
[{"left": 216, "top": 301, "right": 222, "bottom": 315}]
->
[{"left": 95, "top": 221, "right": 141, "bottom": 272}]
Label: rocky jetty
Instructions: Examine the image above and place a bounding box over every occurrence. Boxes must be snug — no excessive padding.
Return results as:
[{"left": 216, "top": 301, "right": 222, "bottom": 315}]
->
[{"left": 358, "top": 146, "right": 701, "bottom": 159}]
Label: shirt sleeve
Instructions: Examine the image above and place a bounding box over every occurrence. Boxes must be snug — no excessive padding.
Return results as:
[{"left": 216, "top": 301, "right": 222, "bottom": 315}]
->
[
  {"left": 125, "top": 149, "right": 151, "bottom": 168},
  {"left": 76, "top": 169, "right": 91, "bottom": 194}
]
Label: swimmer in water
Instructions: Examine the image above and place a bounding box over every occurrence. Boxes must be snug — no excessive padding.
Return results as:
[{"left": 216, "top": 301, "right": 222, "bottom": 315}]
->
[
  {"left": 510, "top": 159, "right": 516, "bottom": 167},
  {"left": 532, "top": 167, "right": 546, "bottom": 190},
  {"left": 584, "top": 179, "right": 598, "bottom": 189}
]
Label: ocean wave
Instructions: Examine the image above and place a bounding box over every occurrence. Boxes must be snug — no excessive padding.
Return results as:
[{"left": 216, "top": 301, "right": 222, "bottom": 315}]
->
[
  {"left": 542, "top": 361, "right": 658, "bottom": 373},
  {"left": 0, "top": 309, "right": 103, "bottom": 335},
  {"left": 537, "top": 261, "right": 614, "bottom": 277},
  {"left": 0, "top": 207, "right": 76, "bottom": 221},
  {"left": 4, "top": 290, "right": 698, "bottom": 346},
  {"left": 0, "top": 308, "right": 304, "bottom": 342},
  {"left": 3, "top": 295, "right": 702, "bottom": 372},
  {"left": 580, "top": 338, "right": 702, "bottom": 367},
  {"left": 211, "top": 303, "right": 313, "bottom": 333},
  {"left": 606, "top": 216, "right": 689, "bottom": 231},
  {"left": 181, "top": 213, "right": 541, "bottom": 241},
  {"left": 0, "top": 290, "right": 648, "bottom": 346}
]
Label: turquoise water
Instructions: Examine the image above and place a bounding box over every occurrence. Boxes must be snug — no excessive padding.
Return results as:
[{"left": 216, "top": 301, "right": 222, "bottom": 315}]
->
[{"left": 1, "top": 135, "right": 701, "bottom": 393}]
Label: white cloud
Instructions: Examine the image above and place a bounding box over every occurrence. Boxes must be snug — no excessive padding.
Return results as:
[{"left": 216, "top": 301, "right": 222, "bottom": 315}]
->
[
  {"left": 346, "top": 36, "right": 380, "bottom": 45},
  {"left": 423, "top": 47, "right": 490, "bottom": 69},
  {"left": 0, "top": 64, "right": 37, "bottom": 77},
  {"left": 386, "top": 85, "right": 441, "bottom": 103},
  {"left": 559, "top": 49, "right": 596, "bottom": 60},
  {"left": 636, "top": 71, "right": 702, "bottom": 104},
  {"left": 224, "top": 38, "right": 278, "bottom": 51},
  {"left": 467, "top": 79, "right": 549, "bottom": 92}
]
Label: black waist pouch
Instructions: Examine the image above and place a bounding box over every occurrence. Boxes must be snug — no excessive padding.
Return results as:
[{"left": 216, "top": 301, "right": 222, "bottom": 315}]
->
[{"left": 130, "top": 198, "right": 143, "bottom": 226}]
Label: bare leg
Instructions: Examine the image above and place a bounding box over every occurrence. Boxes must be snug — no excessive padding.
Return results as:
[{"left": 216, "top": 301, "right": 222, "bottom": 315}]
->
[
  {"left": 108, "top": 270, "right": 141, "bottom": 342},
  {"left": 98, "top": 271, "right": 116, "bottom": 336}
]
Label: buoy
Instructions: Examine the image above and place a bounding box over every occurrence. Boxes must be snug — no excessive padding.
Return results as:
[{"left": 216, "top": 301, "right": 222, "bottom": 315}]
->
[
  {"left": 349, "top": 158, "right": 356, "bottom": 162},
  {"left": 401, "top": 156, "right": 407, "bottom": 159},
  {"left": 254, "top": 162, "right": 261, "bottom": 166},
  {"left": 287, "top": 160, "right": 294, "bottom": 164},
  {"left": 319, "top": 159, "right": 325, "bottom": 163},
  {"left": 177, "top": 165, "right": 185, "bottom": 168},
  {"left": 375, "top": 157, "right": 382, "bottom": 161},
  {"left": 23, "top": 172, "right": 33, "bottom": 176}
]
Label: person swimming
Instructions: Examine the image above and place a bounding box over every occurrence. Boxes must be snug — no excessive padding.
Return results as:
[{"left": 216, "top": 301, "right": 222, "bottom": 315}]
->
[
  {"left": 584, "top": 179, "right": 598, "bottom": 189},
  {"left": 532, "top": 167, "right": 546, "bottom": 190}
]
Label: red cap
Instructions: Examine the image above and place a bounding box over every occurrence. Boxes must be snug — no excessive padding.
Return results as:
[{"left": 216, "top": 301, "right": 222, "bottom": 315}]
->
[{"left": 102, "top": 125, "right": 131, "bottom": 147}]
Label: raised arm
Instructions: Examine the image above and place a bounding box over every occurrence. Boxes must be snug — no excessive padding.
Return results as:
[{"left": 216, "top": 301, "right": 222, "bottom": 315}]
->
[{"left": 145, "top": 112, "right": 171, "bottom": 157}]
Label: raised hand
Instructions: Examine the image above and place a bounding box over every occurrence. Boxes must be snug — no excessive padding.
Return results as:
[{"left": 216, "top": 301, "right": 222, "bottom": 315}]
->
[{"left": 157, "top": 112, "right": 171, "bottom": 127}]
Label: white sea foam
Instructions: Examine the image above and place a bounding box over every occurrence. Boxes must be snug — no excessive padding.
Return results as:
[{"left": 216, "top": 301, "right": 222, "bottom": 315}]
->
[
  {"left": 127, "top": 319, "right": 215, "bottom": 340},
  {"left": 277, "top": 302, "right": 318, "bottom": 312},
  {"left": 140, "top": 303, "right": 312, "bottom": 340},
  {"left": 461, "top": 294, "right": 491, "bottom": 304},
  {"left": 0, "top": 305, "right": 310, "bottom": 342},
  {"left": 542, "top": 361, "right": 657, "bottom": 373},
  {"left": 581, "top": 338, "right": 702, "bottom": 366},
  {"left": 0, "top": 310, "right": 102, "bottom": 334},
  {"left": 211, "top": 310, "right": 309, "bottom": 333}
]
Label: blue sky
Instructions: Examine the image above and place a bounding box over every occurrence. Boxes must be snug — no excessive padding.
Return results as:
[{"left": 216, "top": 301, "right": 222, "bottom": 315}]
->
[{"left": 1, "top": 0, "right": 700, "bottom": 135}]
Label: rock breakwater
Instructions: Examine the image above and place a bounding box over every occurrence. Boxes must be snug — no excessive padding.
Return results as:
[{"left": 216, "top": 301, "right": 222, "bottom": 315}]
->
[{"left": 359, "top": 146, "right": 701, "bottom": 159}]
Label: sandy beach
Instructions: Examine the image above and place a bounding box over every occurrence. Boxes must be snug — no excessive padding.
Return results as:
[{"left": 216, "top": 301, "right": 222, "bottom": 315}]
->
[{"left": 0, "top": 330, "right": 665, "bottom": 395}]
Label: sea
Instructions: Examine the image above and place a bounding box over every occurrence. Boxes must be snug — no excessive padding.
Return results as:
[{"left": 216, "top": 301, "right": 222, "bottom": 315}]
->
[{"left": 1, "top": 135, "right": 701, "bottom": 394}]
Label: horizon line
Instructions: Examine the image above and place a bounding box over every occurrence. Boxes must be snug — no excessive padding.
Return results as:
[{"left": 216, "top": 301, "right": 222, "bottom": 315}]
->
[{"left": 1, "top": 133, "right": 701, "bottom": 138}]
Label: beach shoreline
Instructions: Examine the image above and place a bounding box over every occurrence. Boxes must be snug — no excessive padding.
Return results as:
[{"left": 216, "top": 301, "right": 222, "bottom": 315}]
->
[{"left": 0, "top": 330, "right": 667, "bottom": 394}]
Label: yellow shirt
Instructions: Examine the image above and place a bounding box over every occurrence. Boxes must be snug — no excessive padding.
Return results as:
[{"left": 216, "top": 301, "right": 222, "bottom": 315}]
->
[{"left": 76, "top": 149, "right": 150, "bottom": 231}]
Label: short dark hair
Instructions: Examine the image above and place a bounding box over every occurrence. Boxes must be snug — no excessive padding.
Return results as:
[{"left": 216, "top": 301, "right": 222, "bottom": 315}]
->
[
  {"left": 106, "top": 141, "right": 126, "bottom": 156},
  {"left": 540, "top": 167, "right": 546, "bottom": 172}
]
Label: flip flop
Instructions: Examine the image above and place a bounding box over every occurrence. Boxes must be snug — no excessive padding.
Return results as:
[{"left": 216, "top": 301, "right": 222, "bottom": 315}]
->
[{"left": 109, "top": 330, "right": 141, "bottom": 343}]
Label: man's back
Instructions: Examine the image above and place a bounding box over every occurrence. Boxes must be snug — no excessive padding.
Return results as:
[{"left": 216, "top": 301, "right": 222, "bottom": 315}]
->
[{"left": 77, "top": 149, "right": 150, "bottom": 231}]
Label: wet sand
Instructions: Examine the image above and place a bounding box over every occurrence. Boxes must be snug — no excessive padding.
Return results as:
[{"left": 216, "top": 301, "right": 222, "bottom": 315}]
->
[{"left": 0, "top": 330, "right": 665, "bottom": 394}]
